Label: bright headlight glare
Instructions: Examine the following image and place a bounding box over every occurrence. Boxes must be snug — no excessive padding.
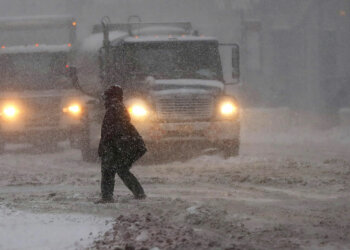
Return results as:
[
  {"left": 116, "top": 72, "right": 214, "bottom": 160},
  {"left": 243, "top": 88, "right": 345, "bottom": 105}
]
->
[
  {"left": 63, "top": 104, "right": 82, "bottom": 115},
  {"left": 220, "top": 102, "right": 237, "bottom": 116},
  {"left": 3, "top": 105, "right": 18, "bottom": 118},
  {"left": 128, "top": 105, "right": 148, "bottom": 118}
]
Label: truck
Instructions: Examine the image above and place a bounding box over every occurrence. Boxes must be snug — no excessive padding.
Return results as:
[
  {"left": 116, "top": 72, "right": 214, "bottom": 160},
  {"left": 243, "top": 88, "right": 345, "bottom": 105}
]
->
[
  {"left": 70, "top": 17, "right": 241, "bottom": 161},
  {"left": 0, "top": 16, "right": 84, "bottom": 153}
]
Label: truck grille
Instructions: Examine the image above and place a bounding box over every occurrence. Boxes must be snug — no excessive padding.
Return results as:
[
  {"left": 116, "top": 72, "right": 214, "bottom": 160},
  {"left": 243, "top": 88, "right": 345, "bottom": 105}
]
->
[
  {"left": 24, "top": 97, "right": 61, "bottom": 128},
  {"left": 26, "top": 114, "right": 60, "bottom": 127},
  {"left": 155, "top": 95, "right": 214, "bottom": 121}
]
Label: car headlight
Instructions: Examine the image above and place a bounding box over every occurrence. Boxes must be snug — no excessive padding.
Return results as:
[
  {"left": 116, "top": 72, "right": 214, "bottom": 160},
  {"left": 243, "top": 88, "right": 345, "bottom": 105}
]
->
[
  {"left": 63, "top": 104, "right": 82, "bottom": 116},
  {"left": 2, "top": 105, "right": 19, "bottom": 119}
]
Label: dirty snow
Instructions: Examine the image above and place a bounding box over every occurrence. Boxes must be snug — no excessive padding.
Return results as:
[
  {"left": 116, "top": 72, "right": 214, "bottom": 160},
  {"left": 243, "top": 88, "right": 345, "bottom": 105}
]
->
[{"left": 0, "top": 108, "right": 350, "bottom": 249}]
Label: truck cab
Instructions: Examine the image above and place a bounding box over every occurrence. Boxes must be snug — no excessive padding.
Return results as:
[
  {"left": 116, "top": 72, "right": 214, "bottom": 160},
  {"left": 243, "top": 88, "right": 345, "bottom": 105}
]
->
[
  {"left": 0, "top": 16, "right": 85, "bottom": 152},
  {"left": 73, "top": 18, "right": 241, "bottom": 161}
]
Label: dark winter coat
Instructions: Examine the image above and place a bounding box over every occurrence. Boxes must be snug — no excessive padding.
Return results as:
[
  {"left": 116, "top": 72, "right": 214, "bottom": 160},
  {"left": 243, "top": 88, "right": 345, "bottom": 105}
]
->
[{"left": 98, "top": 100, "right": 147, "bottom": 167}]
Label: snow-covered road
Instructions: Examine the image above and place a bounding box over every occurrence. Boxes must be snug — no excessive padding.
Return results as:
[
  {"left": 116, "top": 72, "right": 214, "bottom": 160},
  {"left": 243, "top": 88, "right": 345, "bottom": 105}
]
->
[
  {"left": 1, "top": 109, "right": 350, "bottom": 249},
  {"left": 0, "top": 206, "right": 111, "bottom": 250}
]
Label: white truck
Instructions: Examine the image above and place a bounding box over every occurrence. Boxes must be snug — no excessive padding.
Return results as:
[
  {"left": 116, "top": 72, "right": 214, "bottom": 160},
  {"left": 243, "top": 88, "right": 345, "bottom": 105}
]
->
[
  {"left": 70, "top": 17, "right": 241, "bottom": 161},
  {"left": 0, "top": 16, "right": 85, "bottom": 153}
]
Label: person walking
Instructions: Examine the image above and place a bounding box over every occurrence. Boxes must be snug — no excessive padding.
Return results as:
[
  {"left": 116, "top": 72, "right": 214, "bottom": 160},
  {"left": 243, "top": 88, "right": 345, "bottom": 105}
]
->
[{"left": 97, "top": 85, "right": 147, "bottom": 203}]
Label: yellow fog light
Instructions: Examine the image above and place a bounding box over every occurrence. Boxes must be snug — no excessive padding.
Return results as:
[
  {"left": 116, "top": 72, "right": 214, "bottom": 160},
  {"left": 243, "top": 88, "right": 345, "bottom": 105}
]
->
[
  {"left": 63, "top": 104, "right": 82, "bottom": 115},
  {"left": 128, "top": 105, "right": 148, "bottom": 118},
  {"left": 220, "top": 102, "right": 237, "bottom": 116},
  {"left": 3, "top": 105, "right": 19, "bottom": 119}
]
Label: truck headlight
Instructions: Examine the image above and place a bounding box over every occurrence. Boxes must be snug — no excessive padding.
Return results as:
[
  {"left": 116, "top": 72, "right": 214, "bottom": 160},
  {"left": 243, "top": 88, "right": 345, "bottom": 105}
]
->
[
  {"left": 220, "top": 102, "right": 237, "bottom": 116},
  {"left": 126, "top": 98, "right": 151, "bottom": 120},
  {"left": 63, "top": 104, "right": 82, "bottom": 116},
  {"left": 128, "top": 104, "right": 148, "bottom": 118},
  {"left": 2, "top": 105, "right": 19, "bottom": 119},
  {"left": 217, "top": 96, "right": 239, "bottom": 119}
]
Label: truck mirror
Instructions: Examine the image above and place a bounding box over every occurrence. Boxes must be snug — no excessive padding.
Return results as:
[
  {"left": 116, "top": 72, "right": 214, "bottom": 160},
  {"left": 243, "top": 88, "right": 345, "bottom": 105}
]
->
[{"left": 232, "top": 44, "right": 240, "bottom": 82}]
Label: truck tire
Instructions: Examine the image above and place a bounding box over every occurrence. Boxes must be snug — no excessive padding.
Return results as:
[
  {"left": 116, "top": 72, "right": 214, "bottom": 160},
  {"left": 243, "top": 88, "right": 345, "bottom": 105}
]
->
[
  {"left": 80, "top": 121, "right": 98, "bottom": 163},
  {"left": 220, "top": 138, "right": 240, "bottom": 158}
]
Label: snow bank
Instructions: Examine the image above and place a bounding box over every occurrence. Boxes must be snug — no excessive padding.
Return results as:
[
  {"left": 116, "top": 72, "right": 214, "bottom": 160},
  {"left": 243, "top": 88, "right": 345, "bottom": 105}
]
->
[
  {"left": 0, "top": 206, "right": 111, "bottom": 250},
  {"left": 92, "top": 212, "right": 232, "bottom": 250}
]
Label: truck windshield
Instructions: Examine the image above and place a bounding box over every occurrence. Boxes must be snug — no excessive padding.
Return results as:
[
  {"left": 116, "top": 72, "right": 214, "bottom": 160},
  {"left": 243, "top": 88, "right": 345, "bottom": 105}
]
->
[
  {"left": 123, "top": 41, "right": 223, "bottom": 81},
  {"left": 0, "top": 52, "right": 70, "bottom": 90}
]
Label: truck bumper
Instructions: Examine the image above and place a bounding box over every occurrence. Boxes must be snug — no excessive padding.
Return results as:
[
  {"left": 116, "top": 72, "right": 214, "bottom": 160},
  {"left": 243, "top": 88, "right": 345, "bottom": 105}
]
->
[
  {"left": 0, "top": 125, "right": 83, "bottom": 144},
  {"left": 134, "top": 120, "right": 240, "bottom": 144},
  {"left": 1, "top": 129, "right": 68, "bottom": 143},
  {"left": 0, "top": 114, "right": 84, "bottom": 144},
  {"left": 87, "top": 119, "right": 240, "bottom": 150}
]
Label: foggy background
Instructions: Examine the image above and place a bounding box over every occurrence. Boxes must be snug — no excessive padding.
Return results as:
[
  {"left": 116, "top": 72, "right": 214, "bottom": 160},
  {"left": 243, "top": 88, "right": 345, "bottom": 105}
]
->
[
  {"left": 2, "top": 2, "right": 350, "bottom": 249},
  {"left": 1, "top": 0, "right": 349, "bottom": 127}
]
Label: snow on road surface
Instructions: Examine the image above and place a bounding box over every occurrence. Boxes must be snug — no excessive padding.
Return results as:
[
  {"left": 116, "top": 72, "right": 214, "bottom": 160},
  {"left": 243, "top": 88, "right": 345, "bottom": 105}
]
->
[
  {"left": 0, "top": 205, "right": 111, "bottom": 250},
  {"left": 0, "top": 109, "right": 350, "bottom": 249}
]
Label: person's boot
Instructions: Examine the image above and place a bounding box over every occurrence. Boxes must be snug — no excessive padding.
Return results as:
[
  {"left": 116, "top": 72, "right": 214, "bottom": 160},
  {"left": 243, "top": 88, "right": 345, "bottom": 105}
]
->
[
  {"left": 134, "top": 193, "right": 146, "bottom": 200},
  {"left": 94, "top": 196, "right": 115, "bottom": 204},
  {"left": 130, "top": 179, "right": 146, "bottom": 200},
  {"left": 117, "top": 169, "right": 146, "bottom": 200}
]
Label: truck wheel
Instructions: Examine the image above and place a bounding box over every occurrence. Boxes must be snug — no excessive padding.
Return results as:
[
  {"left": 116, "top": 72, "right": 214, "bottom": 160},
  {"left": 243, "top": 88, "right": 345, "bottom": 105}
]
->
[
  {"left": 80, "top": 122, "right": 98, "bottom": 162},
  {"left": 220, "top": 138, "right": 240, "bottom": 158}
]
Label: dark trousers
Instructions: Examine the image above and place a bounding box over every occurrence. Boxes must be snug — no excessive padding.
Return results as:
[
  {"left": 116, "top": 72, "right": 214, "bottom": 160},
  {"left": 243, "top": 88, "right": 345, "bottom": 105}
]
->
[{"left": 101, "top": 158, "right": 145, "bottom": 199}]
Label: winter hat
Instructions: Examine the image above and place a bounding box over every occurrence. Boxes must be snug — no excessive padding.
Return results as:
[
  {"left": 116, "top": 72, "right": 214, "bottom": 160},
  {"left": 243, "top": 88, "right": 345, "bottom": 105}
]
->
[{"left": 103, "top": 84, "right": 123, "bottom": 101}]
